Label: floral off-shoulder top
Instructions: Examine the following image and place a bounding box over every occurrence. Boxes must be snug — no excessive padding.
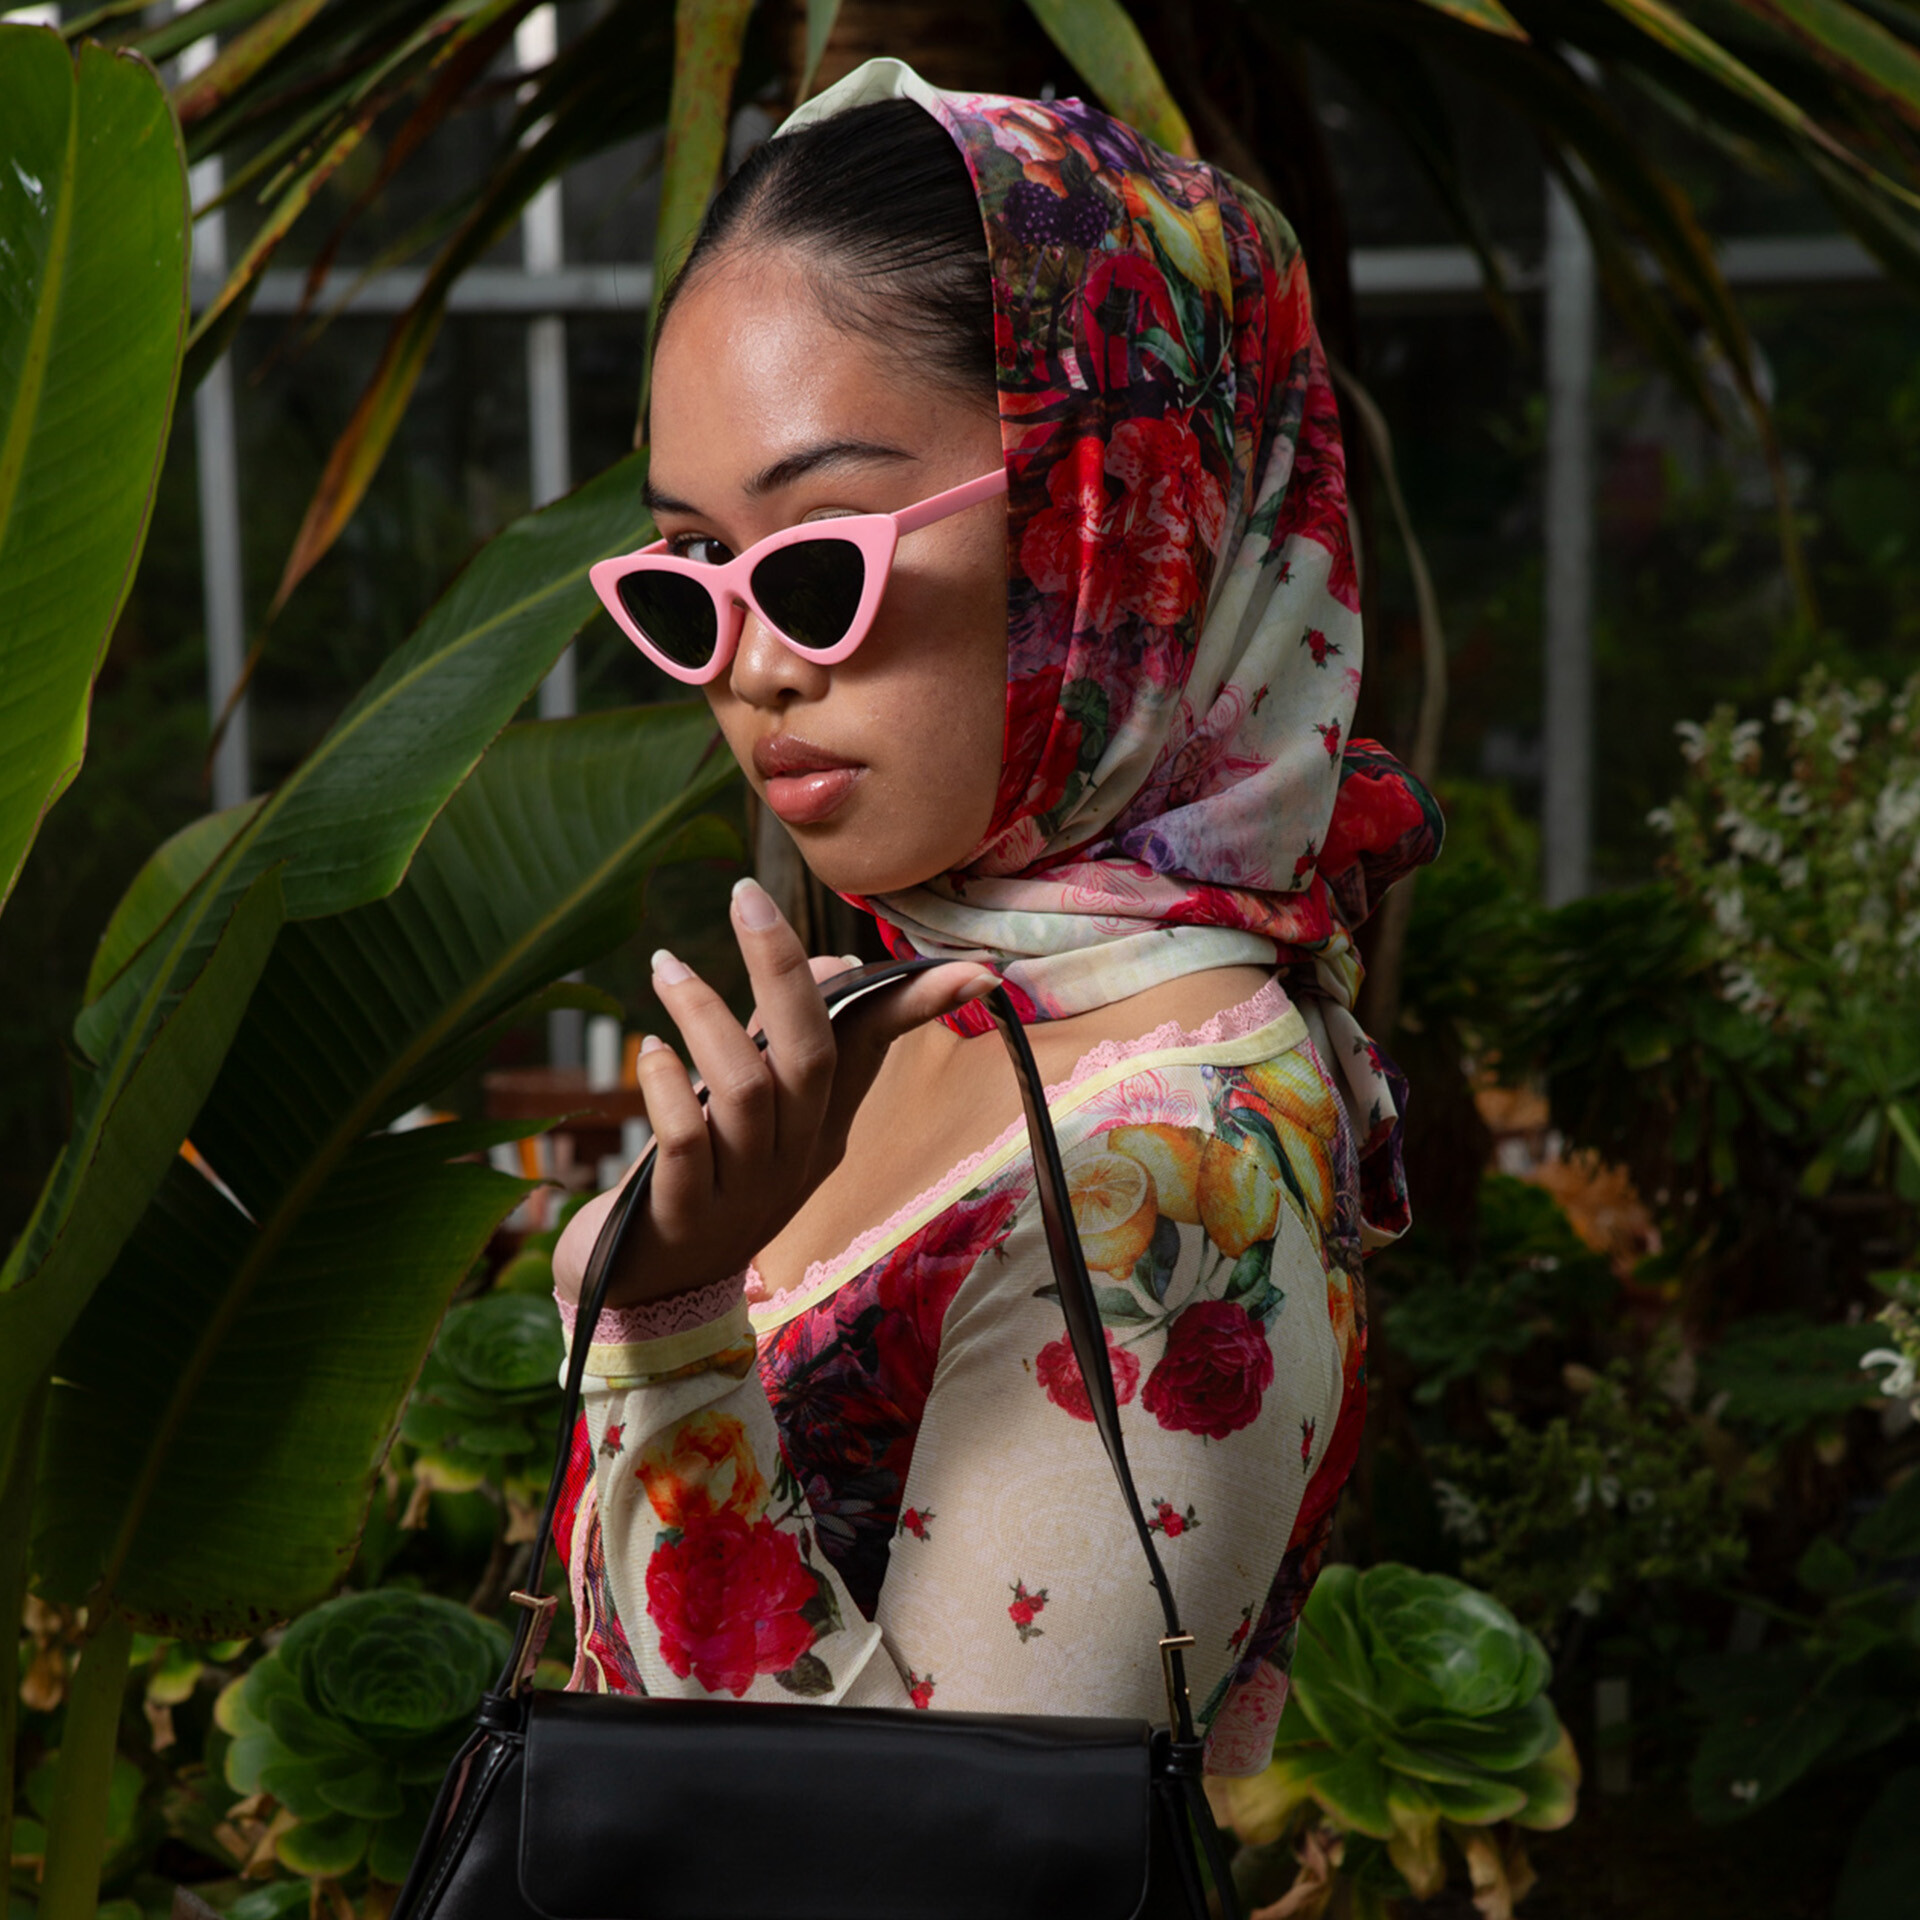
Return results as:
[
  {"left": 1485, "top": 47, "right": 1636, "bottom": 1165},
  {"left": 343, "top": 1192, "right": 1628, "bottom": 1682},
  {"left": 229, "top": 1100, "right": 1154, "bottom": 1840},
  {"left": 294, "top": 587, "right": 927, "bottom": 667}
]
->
[{"left": 551, "top": 976, "right": 1391, "bottom": 1777}]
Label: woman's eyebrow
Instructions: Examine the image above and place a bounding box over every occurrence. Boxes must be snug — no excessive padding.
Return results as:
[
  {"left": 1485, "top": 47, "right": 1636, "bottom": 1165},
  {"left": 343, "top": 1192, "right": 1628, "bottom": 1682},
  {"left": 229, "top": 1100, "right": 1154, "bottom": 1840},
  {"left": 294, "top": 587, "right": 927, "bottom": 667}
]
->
[
  {"left": 745, "top": 439, "right": 914, "bottom": 497},
  {"left": 642, "top": 440, "right": 914, "bottom": 521}
]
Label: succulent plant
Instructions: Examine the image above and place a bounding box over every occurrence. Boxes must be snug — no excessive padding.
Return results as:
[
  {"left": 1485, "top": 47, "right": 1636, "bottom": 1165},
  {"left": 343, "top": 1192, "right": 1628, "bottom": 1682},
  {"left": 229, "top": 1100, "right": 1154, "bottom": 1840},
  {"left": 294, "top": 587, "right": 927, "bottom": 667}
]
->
[
  {"left": 1225, "top": 1564, "right": 1578, "bottom": 1915},
  {"left": 215, "top": 1589, "right": 509, "bottom": 1882},
  {"left": 400, "top": 1292, "right": 565, "bottom": 1506}
]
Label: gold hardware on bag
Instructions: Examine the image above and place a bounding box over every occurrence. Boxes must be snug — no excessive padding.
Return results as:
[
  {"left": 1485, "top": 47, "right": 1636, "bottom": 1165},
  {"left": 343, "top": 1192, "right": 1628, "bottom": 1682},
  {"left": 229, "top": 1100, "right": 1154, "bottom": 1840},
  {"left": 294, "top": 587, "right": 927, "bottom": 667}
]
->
[
  {"left": 1158, "top": 1631, "right": 1195, "bottom": 1733},
  {"left": 508, "top": 1591, "right": 559, "bottom": 1696}
]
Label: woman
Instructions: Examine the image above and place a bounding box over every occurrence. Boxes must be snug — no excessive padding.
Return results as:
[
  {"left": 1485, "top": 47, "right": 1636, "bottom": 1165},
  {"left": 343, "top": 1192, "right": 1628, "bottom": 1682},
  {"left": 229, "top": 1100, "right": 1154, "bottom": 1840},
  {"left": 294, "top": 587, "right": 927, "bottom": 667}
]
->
[{"left": 552, "top": 57, "right": 1440, "bottom": 1776}]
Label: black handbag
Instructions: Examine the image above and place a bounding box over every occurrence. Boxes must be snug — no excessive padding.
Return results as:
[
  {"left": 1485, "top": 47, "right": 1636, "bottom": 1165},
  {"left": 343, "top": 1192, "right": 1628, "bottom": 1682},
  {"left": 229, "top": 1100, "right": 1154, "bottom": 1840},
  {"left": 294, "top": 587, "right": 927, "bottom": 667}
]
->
[{"left": 391, "top": 960, "right": 1243, "bottom": 1920}]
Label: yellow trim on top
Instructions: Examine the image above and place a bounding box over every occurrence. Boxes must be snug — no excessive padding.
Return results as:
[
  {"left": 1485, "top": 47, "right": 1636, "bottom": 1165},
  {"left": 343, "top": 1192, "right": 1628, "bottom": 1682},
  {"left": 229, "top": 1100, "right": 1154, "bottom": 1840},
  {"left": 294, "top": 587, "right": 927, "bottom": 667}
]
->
[
  {"left": 580, "top": 1298, "right": 754, "bottom": 1383},
  {"left": 746, "top": 1004, "right": 1309, "bottom": 1337}
]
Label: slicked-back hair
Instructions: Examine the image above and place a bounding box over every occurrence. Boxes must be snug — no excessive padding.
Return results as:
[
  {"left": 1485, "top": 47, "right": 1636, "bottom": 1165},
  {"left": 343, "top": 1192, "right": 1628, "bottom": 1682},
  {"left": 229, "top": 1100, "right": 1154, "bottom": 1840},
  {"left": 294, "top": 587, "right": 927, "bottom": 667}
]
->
[{"left": 653, "top": 98, "right": 996, "bottom": 408}]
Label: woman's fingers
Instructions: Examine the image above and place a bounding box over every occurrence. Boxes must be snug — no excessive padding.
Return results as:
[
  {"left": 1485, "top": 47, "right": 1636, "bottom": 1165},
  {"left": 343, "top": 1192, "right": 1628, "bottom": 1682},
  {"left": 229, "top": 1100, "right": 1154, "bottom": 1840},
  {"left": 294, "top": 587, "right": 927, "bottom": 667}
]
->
[
  {"left": 651, "top": 943, "right": 780, "bottom": 1184},
  {"left": 626, "top": 886, "right": 993, "bottom": 1295},
  {"left": 727, "top": 879, "right": 839, "bottom": 1144},
  {"left": 748, "top": 953, "right": 856, "bottom": 1035},
  {"left": 631, "top": 1028, "right": 715, "bottom": 1235}
]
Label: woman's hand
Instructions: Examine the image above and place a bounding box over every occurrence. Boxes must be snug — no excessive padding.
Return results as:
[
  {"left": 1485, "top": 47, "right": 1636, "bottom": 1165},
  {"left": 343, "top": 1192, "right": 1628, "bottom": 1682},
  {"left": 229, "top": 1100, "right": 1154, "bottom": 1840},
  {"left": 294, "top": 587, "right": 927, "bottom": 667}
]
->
[{"left": 552, "top": 877, "right": 992, "bottom": 1309}]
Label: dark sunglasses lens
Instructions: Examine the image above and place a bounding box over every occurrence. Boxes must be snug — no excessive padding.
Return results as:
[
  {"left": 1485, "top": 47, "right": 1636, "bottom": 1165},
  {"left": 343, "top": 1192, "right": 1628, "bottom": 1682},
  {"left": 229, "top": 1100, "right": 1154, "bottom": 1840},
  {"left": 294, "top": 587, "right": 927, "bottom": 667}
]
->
[
  {"left": 616, "top": 570, "right": 719, "bottom": 669},
  {"left": 751, "top": 539, "right": 866, "bottom": 652}
]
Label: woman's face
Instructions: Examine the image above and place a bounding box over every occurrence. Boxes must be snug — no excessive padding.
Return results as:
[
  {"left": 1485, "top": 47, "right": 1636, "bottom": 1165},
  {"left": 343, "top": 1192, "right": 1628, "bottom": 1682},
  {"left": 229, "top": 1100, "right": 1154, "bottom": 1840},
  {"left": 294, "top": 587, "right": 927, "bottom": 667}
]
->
[{"left": 647, "top": 249, "right": 1008, "bottom": 899}]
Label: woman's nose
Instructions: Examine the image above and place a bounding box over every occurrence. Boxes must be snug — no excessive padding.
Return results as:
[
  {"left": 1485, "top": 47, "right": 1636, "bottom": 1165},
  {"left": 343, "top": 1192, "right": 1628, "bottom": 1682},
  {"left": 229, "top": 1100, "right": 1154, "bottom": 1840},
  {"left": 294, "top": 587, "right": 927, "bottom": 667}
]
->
[{"left": 726, "top": 599, "right": 830, "bottom": 708}]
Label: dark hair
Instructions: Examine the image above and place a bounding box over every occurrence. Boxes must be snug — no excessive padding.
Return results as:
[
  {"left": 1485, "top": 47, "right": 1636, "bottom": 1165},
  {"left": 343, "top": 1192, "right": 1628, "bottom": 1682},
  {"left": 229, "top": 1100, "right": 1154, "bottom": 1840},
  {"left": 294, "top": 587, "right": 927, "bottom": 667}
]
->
[{"left": 654, "top": 98, "right": 996, "bottom": 405}]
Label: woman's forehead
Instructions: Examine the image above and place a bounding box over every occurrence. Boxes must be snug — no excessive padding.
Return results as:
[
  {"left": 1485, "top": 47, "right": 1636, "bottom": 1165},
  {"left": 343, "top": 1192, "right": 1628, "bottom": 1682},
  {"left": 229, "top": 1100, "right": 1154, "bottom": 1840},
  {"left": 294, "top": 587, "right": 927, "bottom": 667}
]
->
[{"left": 649, "top": 260, "right": 949, "bottom": 508}]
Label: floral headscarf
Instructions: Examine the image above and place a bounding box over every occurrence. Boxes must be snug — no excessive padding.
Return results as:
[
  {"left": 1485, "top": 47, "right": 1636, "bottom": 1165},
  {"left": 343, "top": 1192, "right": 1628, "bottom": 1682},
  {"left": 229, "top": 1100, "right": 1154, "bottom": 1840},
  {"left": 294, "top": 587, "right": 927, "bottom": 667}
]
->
[{"left": 780, "top": 62, "right": 1443, "bottom": 1243}]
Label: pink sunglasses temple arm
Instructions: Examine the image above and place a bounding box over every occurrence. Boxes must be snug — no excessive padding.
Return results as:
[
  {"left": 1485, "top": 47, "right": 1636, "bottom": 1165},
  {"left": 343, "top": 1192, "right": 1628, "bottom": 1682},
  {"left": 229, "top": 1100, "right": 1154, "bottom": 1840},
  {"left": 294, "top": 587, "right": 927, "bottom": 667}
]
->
[{"left": 890, "top": 465, "right": 1009, "bottom": 535}]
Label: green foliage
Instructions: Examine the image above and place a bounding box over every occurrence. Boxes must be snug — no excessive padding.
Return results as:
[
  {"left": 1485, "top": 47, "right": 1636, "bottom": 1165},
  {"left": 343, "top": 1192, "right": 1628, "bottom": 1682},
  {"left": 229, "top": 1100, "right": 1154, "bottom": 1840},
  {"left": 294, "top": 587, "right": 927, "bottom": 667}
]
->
[
  {"left": 15, "top": 1751, "right": 148, "bottom": 1889},
  {"left": 1429, "top": 1366, "right": 1748, "bottom": 1642},
  {"left": 0, "top": 453, "right": 661, "bottom": 1445},
  {"left": 1225, "top": 1564, "right": 1578, "bottom": 1909},
  {"left": 1513, "top": 880, "right": 1800, "bottom": 1204},
  {"left": 31, "top": 705, "right": 732, "bottom": 1637},
  {"left": 1698, "top": 1312, "right": 1882, "bottom": 1440},
  {"left": 216, "top": 1590, "right": 508, "bottom": 1883},
  {"left": 0, "top": 40, "right": 194, "bottom": 1871},
  {"left": 1393, "top": 814, "right": 1539, "bottom": 1053},
  {"left": 1683, "top": 1471, "right": 1920, "bottom": 1833},
  {"left": 6, "top": 453, "right": 731, "bottom": 1920},
  {"left": 0, "top": 26, "right": 188, "bottom": 911},
  {"left": 400, "top": 1293, "right": 565, "bottom": 1505},
  {"left": 1383, "top": 1174, "right": 1616, "bottom": 1404},
  {"left": 1837, "top": 1767, "right": 1920, "bottom": 1920}
]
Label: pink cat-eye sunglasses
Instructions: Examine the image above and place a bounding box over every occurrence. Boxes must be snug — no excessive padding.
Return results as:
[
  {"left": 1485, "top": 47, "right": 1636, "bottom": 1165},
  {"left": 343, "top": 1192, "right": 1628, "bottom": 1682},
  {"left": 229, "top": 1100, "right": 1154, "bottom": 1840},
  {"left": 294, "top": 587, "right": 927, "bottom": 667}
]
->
[{"left": 589, "top": 466, "right": 1009, "bottom": 684}]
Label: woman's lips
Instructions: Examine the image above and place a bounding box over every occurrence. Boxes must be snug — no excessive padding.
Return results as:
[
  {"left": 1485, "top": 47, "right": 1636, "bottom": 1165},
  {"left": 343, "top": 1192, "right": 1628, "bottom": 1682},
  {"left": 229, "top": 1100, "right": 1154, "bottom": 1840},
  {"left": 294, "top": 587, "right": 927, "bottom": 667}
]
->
[
  {"left": 764, "top": 765, "right": 863, "bottom": 824},
  {"left": 753, "top": 736, "right": 865, "bottom": 826}
]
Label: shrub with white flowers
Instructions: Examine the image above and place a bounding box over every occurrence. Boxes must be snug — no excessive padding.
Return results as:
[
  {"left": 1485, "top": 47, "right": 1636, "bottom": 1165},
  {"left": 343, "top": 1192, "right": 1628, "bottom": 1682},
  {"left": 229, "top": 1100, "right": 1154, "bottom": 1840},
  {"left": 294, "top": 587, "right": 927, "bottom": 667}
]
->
[
  {"left": 1653, "top": 668, "right": 1920, "bottom": 1197},
  {"left": 1428, "top": 1365, "right": 1748, "bottom": 1643},
  {"left": 1861, "top": 1271, "right": 1920, "bottom": 1417}
]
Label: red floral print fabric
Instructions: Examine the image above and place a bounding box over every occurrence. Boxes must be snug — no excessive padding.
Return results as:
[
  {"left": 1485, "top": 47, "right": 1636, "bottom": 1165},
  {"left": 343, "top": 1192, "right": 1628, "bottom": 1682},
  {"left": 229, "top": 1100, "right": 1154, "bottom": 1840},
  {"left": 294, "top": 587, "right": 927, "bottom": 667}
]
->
[{"left": 559, "top": 988, "right": 1371, "bottom": 1777}]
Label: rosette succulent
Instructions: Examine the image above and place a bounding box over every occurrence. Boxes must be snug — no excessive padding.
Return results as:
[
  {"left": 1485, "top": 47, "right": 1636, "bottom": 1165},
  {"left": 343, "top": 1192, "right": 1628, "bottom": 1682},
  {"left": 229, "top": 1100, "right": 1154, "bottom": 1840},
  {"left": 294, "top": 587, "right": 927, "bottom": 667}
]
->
[
  {"left": 1226, "top": 1564, "right": 1578, "bottom": 1915},
  {"left": 215, "top": 1589, "right": 509, "bottom": 1881},
  {"left": 400, "top": 1292, "right": 565, "bottom": 1504}
]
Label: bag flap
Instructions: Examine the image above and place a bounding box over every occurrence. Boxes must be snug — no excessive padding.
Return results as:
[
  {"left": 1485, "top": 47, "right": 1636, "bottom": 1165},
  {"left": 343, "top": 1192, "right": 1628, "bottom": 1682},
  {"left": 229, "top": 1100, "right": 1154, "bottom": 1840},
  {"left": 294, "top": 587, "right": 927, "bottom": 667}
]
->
[{"left": 518, "top": 1690, "right": 1155, "bottom": 1920}]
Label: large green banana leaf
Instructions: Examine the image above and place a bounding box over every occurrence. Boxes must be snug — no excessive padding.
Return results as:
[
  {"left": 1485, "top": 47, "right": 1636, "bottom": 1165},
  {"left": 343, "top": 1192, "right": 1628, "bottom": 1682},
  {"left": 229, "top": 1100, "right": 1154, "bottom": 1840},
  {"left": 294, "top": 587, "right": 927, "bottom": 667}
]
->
[
  {"left": 33, "top": 703, "right": 737, "bottom": 1633},
  {"left": 633, "top": 0, "right": 754, "bottom": 430},
  {"left": 0, "top": 26, "right": 188, "bottom": 911},
  {"left": 0, "top": 453, "right": 656, "bottom": 1441}
]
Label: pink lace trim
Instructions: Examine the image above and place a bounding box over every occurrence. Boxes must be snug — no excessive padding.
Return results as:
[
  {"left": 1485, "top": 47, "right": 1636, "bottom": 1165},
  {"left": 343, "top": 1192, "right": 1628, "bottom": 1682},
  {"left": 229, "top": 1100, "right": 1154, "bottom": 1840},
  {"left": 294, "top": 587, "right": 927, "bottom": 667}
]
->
[
  {"left": 556, "top": 1270, "right": 747, "bottom": 1345},
  {"left": 743, "top": 976, "right": 1293, "bottom": 1308}
]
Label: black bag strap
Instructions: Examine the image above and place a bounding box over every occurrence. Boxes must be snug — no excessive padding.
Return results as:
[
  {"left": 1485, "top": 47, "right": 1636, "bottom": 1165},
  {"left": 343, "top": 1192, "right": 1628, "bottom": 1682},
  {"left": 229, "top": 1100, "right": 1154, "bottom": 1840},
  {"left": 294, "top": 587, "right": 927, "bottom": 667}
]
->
[{"left": 497, "top": 960, "right": 1242, "bottom": 1910}]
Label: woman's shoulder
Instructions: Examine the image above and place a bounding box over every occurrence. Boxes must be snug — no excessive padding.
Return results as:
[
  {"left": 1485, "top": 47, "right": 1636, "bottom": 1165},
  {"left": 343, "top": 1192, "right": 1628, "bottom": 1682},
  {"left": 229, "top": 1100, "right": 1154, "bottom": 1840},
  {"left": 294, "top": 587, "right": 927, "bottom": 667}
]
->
[{"left": 1027, "top": 965, "right": 1302, "bottom": 1091}]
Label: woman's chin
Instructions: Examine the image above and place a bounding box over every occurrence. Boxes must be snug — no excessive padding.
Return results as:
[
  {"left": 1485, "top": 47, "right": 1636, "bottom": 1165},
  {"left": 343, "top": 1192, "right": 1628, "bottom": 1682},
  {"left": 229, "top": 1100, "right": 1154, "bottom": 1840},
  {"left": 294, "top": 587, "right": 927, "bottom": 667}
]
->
[
  {"left": 768, "top": 784, "right": 986, "bottom": 904},
  {"left": 794, "top": 847, "right": 938, "bottom": 901},
  {"left": 781, "top": 822, "right": 952, "bottom": 902}
]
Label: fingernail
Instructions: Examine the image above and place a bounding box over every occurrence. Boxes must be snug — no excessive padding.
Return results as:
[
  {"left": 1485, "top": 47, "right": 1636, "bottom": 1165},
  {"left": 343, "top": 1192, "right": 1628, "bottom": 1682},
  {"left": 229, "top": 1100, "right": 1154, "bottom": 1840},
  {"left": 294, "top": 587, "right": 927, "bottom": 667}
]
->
[
  {"left": 651, "top": 949, "right": 692, "bottom": 985},
  {"left": 732, "top": 876, "right": 779, "bottom": 931},
  {"left": 955, "top": 974, "right": 997, "bottom": 1003},
  {"left": 840, "top": 954, "right": 863, "bottom": 969},
  {"left": 639, "top": 1034, "right": 666, "bottom": 1055}
]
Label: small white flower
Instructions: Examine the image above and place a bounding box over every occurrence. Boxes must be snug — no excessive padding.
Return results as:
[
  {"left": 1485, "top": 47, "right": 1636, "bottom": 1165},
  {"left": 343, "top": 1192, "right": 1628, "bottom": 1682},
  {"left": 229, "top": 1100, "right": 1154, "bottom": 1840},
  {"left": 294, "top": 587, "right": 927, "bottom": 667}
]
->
[
  {"left": 1712, "top": 889, "right": 1749, "bottom": 939},
  {"left": 1776, "top": 782, "right": 1809, "bottom": 816},
  {"left": 1676, "top": 719, "right": 1708, "bottom": 765},
  {"left": 1862, "top": 1348, "right": 1918, "bottom": 1399},
  {"left": 1729, "top": 1780, "right": 1763, "bottom": 1804},
  {"left": 1721, "top": 966, "right": 1768, "bottom": 1013},
  {"left": 1875, "top": 779, "right": 1920, "bottom": 846},
  {"left": 1570, "top": 1585, "right": 1604, "bottom": 1617},
  {"left": 1646, "top": 805, "right": 1675, "bottom": 834},
  {"left": 1835, "top": 938, "right": 1861, "bottom": 975},
  {"left": 1778, "top": 855, "right": 1809, "bottom": 890},
  {"left": 1432, "top": 1480, "right": 1487, "bottom": 1545},
  {"left": 1628, "top": 1487, "right": 1657, "bottom": 1515},
  {"left": 1719, "top": 809, "right": 1784, "bottom": 865},
  {"left": 1598, "top": 1474, "right": 1621, "bottom": 1510}
]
